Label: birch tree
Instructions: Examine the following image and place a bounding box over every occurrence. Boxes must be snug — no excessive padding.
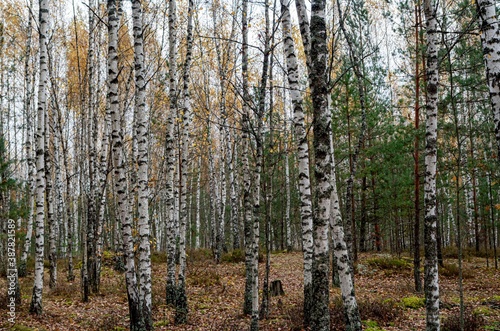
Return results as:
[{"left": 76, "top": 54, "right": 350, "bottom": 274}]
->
[
  {"left": 46, "top": 108, "right": 57, "bottom": 290},
  {"left": 165, "top": 0, "right": 178, "bottom": 306},
  {"left": 132, "top": 0, "right": 153, "bottom": 328},
  {"left": 242, "top": 0, "right": 256, "bottom": 320},
  {"left": 280, "top": 0, "right": 313, "bottom": 324},
  {"left": 477, "top": 0, "right": 500, "bottom": 159},
  {"left": 109, "top": 0, "right": 144, "bottom": 328},
  {"left": 19, "top": 0, "right": 34, "bottom": 277},
  {"left": 175, "top": 0, "right": 194, "bottom": 323},
  {"left": 423, "top": 0, "right": 440, "bottom": 329},
  {"left": 309, "top": 0, "right": 331, "bottom": 329},
  {"left": 329, "top": 133, "right": 362, "bottom": 331},
  {"left": 29, "top": 0, "right": 48, "bottom": 315}
]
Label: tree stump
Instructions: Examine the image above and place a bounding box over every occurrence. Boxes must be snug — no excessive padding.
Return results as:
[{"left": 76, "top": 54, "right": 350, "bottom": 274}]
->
[{"left": 270, "top": 280, "right": 285, "bottom": 297}]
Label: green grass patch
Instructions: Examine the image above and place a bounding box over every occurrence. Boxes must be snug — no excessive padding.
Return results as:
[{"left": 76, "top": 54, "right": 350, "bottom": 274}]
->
[
  {"left": 363, "top": 320, "right": 386, "bottom": 331},
  {"left": 10, "top": 325, "right": 35, "bottom": 331},
  {"left": 365, "top": 256, "right": 410, "bottom": 270},
  {"left": 401, "top": 296, "right": 425, "bottom": 309}
]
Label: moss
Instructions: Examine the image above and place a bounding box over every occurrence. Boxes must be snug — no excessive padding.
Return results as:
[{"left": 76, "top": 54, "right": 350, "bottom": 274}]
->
[
  {"left": 473, "top": 306, "right": 493, "bottom": 317},
  {"left": 401, "top": 296, "right": 425, "bottom": 309},
  {"left": 153, "top": 320, "right": 170, "bottom": 327},
  {"left": 365, "top": 256, "right": 410, "bottom": 270},
  {"left": 363, "top": 320, "right": 386, "bottom": 331},
  {"left": 10, "top": 326, "right": 35, "bottom": 331}
]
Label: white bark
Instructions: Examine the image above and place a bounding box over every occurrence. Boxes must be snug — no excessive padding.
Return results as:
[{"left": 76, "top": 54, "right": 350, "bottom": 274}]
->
[
  {"left": 165, "top": 0, "right": 178, "bottom": 306},
  {"left": 19, "top": 0, "right": 34, "bottom": 277},
  {"left": 281, "top": 0, "right": 314, "bottom": 323},
  {"left": 29, "top": 0, "right": 48, "bottom": 315},
  {"left": 175, "top": 0, "right": 194, "bottom": 323},
  {"left": 132, "top": 0, "right": 152, "bottom": 328},
  {"left": 477, "top": 0, "right": 500, "bottom": 158},
  {"left": 195, "top": 156, "right": 201, "bottom": 249},
  {"left": 329, "top": 133, "right": 361, "bottom": 331},
  {"left": 423, "top": 0, "right": 440, "bottom": 329},
  {"left": 108, "top": 0, "right": 143, "bottom": 328},
  {"left": 309, "top": 0, "right": 331, "bottom": 329},
  {"left": 46, "top": 109, "right": 57, "bottom": 290}
]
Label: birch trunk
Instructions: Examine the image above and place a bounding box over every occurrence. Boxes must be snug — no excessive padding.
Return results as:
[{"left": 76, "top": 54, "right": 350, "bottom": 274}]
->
[
  {"left": 46, "top": 109, "right": 57, "bottom": 290},
  {"left": 165, "top": 0, "right": 178, "bottom": 306},
  {"left": 423, "top": 0, "right": 440, "bottom": 329},
  {"left": 280, "top": 0, "right": 313, "bottom": 325},
  {"left": 132, "top": 0, "right": 153, "bottom": 328},
  {"left": 477, "top": 0, "right": 500, "bottom": 159},
  {"left": 108, "top": 0, "right": 144, "bottom": 328},
  {"left": 329, "top": 133, "right": 362, "bottom": 331},
  {"left": 62, "top": 111, "right": 75, "bottom": 281},
  {"left": 284, "top": 137, "right": 291, "bottom": 251},
  {"left": 229, "top": 131, "right": 239, "bottom": 250},
  {"left": 29, "top": 0, "right": 48, "bottom": 315},
  {"left": 309, "top": 0, "right": 331, "bottom": 329},
  {"left": 19, "top": 0, "right": 34, "bottom": 277},
  {"left": 195, "top": 156, "right": 201, "bottom": 249},
  {"left": 248, "top": 0, "right": 271, "bottom": 326},
  {"left": 175, "top": 0, "right": 194, "bottom": 323},
  {"left": 242, "top": 0, "right": 255, "bottom": 318},
  {"left": 87, "top": 0, "right": 98, "bottom": 294}
]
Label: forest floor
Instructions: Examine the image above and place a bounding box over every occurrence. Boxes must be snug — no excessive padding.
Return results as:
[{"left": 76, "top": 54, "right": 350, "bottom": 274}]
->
[{"left": 1, "top": 250, "right": 500, "bottom": 330}]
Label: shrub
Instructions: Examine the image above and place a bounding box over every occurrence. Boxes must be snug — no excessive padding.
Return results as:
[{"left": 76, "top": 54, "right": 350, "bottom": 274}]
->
[
  {"left": 151, "top": 251, "right": 167, "bottom": 264},
  {"left": 221, "top": 249, "right": 246, "bottom": 263},
  {"left": 442, "top": 246, "right": 459, "bottom": 259},
  {"left": 50, "top": 282, "right": 79, "bottom": 297},
  {"left": 219, "top": 249, "right": 265, "bottom": 263},
  {"left": 401, "top": 296, "right": 425, "bottom": 309},
  {"left": 365, "top": 256, "right": 410, "bottom": 270},
  {"left": 187, "top": 248, "right": 213, "bottom": 262},
  {"left": 359, "top": 298, "right": 402, "bottom": 324},
  {"left": 101, "top": 250, "right": 115, "bottom": 266},
  {"left": 442, "top": 307, "right": 485, "bottom": 331},
  {"left": 440, "top": 263, "right": 473, "bottom": 279}
]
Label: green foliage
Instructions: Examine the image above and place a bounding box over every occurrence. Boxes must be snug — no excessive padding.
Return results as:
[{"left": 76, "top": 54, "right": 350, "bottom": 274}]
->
[
  {"left": 10, "top": 325, "right": 35, "bottom": 331},
  {"left": 484, "top": 322, "right": 500, "bottom": 330},
  {"left": 365, "top": 256, "right": 410, "bottom": 270},
  {"left": 401, "top": 296, "right": 425, "bottom": 309},
  {"left": 0, "top": 136, "right": 25, "bottom": 220},
  {"left": 472, "top": 306, "right": 493, "bottom": 317},
  {"left": 363, "top": 320, "right": 386, "bottom": 331},
  {"left": 153, "top": 320, "right": 169, "bottom": 327}
]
